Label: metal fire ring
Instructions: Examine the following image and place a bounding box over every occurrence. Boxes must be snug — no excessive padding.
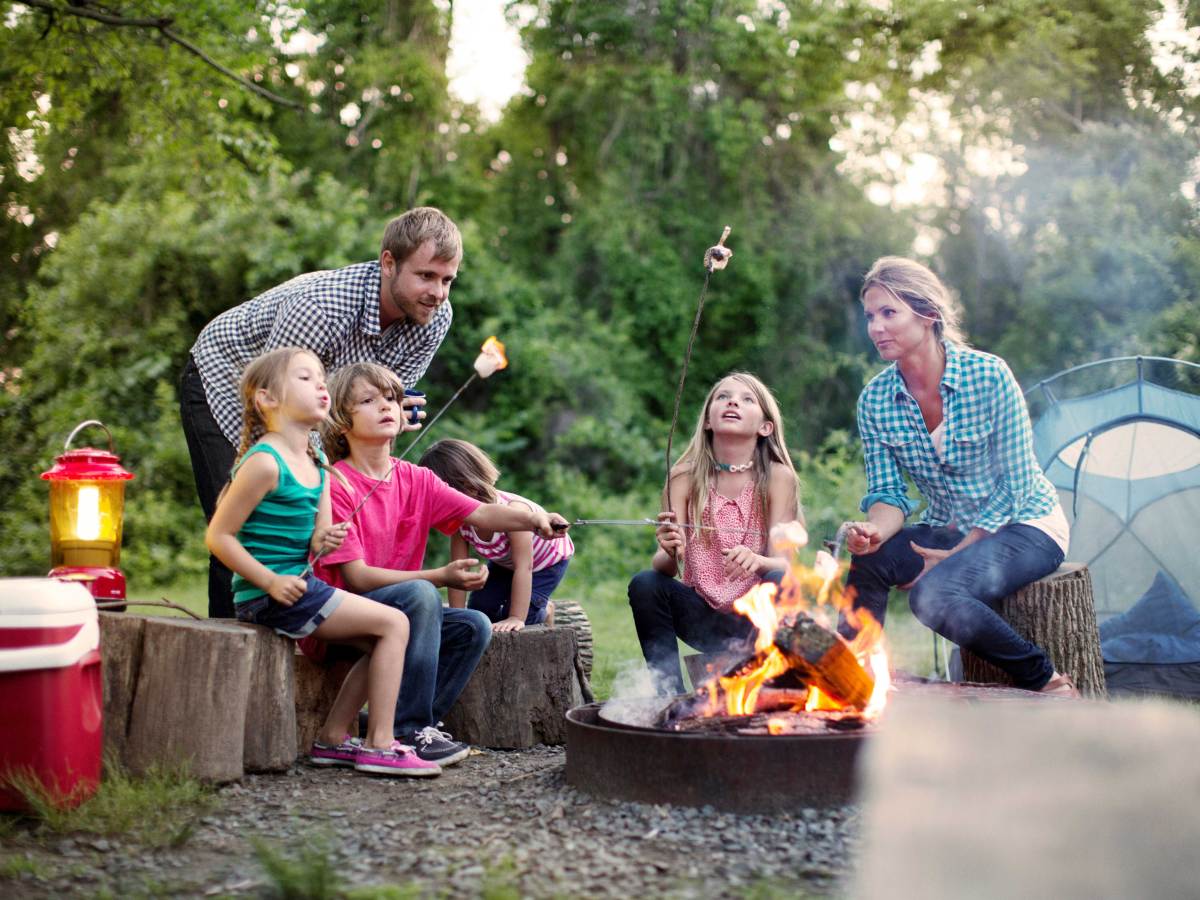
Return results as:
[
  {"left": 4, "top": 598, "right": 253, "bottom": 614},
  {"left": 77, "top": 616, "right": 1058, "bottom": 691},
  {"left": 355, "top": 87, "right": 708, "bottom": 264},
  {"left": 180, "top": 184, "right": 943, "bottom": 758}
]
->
[{"left": 565, "top": 703, "right": 867, "bottom": 813}]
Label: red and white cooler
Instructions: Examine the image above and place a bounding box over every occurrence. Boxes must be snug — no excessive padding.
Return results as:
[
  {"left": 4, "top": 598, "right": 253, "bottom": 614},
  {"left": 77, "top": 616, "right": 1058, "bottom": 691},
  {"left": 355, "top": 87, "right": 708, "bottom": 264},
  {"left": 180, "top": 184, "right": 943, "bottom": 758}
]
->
[{"left": 0, "top": 578, "right": 102, "bottom": 810}]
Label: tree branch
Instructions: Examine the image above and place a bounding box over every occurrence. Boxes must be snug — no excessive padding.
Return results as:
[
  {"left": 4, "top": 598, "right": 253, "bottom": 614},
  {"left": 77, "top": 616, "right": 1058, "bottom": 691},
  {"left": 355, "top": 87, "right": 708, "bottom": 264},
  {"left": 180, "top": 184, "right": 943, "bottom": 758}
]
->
[{"left": 17, "top": 0, "right": 305, "bottom": 110}]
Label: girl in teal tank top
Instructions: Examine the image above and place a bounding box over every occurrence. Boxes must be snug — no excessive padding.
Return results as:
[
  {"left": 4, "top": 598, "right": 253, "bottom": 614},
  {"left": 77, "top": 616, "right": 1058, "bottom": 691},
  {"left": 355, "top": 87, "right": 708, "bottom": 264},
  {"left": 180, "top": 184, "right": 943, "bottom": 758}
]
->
[{"left": 206, "top": 348, "right": 438, "bottom": 777}]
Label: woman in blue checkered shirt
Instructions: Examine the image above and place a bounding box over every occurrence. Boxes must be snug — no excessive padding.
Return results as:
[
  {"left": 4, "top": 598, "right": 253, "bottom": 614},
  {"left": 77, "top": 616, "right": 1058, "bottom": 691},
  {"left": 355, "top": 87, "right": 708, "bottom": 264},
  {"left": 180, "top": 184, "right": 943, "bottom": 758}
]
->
[{"left": 842, "top": 256, "right": 1079, "bottom": 697}]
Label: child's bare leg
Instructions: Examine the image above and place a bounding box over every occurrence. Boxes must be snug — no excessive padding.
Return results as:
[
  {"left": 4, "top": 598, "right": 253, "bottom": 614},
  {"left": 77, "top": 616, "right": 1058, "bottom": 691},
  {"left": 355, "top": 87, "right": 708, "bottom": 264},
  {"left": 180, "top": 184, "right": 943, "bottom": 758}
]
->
[
  {"left": 313, "top": 593, "right": 409, "bottom": 749},
  {"left": 545, "top": 600, "right": 555, "bottom": 627},
  {"left": 317, "top": 654, "right": 369, "bottom": 745}
]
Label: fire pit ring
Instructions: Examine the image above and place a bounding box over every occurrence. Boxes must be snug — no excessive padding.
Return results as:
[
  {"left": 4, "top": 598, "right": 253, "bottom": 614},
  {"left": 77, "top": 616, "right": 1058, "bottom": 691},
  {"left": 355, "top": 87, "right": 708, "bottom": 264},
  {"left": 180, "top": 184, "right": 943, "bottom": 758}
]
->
[{"left": 565, "top": 703, "right": 868, "bottom": 813}]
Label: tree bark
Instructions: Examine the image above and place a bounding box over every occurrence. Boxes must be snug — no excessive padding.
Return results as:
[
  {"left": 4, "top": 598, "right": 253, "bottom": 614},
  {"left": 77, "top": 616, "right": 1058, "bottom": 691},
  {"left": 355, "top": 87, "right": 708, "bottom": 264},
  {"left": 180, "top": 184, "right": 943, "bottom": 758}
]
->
[
  {"left": 774, "top": 612, "right": 875, "bottom": 709},
  {"left": 123, "top": 618, "right": 254, "bottom": 783},
  {"left": 553, "top": 599, "right": 593, "bottom": 678},
  {"left": 293, "top": 652, "right": 354, "bottom": 757},
  {"left": 960, "top": 563, "right": 1107, "bottom": 698},
  {"left": 441, "top": 626, "right": 585, "bottom": 748},
  {"left": 98, "top": 612, "right": 145, "bottom": 764},
  {"left": 235, "top": 623, "right": 297, "bottom": 772}
]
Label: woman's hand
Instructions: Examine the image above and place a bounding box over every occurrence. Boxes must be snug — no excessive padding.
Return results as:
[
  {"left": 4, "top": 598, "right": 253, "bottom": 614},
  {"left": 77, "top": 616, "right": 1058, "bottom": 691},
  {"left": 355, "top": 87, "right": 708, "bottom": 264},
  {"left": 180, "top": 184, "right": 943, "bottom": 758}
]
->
[
  {"left": 722, "top": 545, "right": 761, "bottom": 578},
  {"left": 493, "top": 616, "right": 525, "bottom": 633},
  {"left": 311, "top": 520, "right": 351, "bottom": 556},
  {"left": 439, "top": 558, "right": 488, "bottom": 591},
  {"left": 267, "top": 574, "right": 306, "bottom": 606},
  {"left": 844, "top": 521, "right": 884, "bottom": 556},
  {"left": 902, "top": 543, "right": 953, "bottom": 588},
  {"left": 655, "top": 511, "right": 686, "bottom": 556}
]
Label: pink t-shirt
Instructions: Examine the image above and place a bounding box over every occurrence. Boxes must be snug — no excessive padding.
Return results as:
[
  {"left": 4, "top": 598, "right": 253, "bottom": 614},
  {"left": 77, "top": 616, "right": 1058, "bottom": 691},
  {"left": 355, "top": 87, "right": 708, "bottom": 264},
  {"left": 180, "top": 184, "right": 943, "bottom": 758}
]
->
[
  {"left": 459, "top": 489, "right": 575, "bottom": 572},
  {"left": 682, "top": 479, "right": 767, "bottom": 612},
  {"left": 314, "top": 458, "right": 481, "bottom": 590}
]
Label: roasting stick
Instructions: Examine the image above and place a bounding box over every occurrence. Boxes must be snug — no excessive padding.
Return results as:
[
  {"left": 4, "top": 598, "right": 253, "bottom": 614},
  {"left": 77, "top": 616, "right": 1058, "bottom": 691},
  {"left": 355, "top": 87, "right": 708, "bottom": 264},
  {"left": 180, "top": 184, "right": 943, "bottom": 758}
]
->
[
  {"left": 553, "top": 518, "right": 765, "bottom": 537},
  {"left": 299, "top": 336, "right": 509, "bottom": 579}
]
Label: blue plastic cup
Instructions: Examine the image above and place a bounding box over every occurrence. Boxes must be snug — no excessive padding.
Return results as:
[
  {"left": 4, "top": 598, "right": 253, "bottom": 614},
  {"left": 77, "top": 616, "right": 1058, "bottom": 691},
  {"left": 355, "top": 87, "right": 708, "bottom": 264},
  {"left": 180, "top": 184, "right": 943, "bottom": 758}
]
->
[{"left": 403, "top": 389, "right": 425, "bottom": 425}]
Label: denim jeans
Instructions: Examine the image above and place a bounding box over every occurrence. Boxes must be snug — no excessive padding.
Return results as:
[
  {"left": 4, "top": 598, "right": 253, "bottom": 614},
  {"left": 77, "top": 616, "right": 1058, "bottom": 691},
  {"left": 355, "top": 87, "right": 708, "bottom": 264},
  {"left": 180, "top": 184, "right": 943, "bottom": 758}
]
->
[
  {"left": 468, "top": 558, "right": 570, "bottom": 625},
  {"left": 179, "top": 355, "right": 237, "bottom": 620},
  {"left": 364, "top": 580, "right": 492, "bottom": 737},
  {"left": 627, "top": 569, "right": 783, "bottom": 695},
  {"left": 845, "top": 523, "right": 1064, "bottom": 689}
]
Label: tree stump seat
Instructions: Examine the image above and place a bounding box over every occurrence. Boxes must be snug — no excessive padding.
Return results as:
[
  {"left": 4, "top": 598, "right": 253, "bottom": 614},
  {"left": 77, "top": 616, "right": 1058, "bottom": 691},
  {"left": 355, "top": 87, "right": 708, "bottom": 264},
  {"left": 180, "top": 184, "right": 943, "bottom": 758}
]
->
[
  {"left": 960, "top": 563, "right": 1107, "bottom": 698},
  {"left": 440, "top": 625, "right": 590, "bottom": 749}
]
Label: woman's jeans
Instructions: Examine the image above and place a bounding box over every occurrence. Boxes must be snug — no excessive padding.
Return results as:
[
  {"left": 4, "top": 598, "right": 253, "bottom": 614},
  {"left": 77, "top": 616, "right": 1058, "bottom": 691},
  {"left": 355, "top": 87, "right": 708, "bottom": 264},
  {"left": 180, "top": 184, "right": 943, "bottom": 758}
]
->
[
  {"left": 628, "top": 569, "right": 783, "bottom": 695},
  {"left": 845, "top": 523, "right": 1065, "bottom": 690}
]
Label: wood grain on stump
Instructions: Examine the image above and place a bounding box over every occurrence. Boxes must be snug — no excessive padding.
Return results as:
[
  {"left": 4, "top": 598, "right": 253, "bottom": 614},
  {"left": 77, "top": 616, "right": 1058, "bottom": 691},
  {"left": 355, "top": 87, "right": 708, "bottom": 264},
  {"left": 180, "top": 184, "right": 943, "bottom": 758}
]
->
[
  {"left": 441, "top": 626, "right": 585, "bottom": 748},
  {"left": 960, "top": 563, "right": 1106, "bottom": 698}
]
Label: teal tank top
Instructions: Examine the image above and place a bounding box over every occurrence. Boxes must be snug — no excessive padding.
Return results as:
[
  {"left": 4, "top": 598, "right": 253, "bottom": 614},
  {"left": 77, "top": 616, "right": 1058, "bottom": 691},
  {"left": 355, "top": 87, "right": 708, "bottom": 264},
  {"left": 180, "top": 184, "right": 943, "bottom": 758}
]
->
[{"left": 230, "top": 442, "right": 325, "bottom": 605}]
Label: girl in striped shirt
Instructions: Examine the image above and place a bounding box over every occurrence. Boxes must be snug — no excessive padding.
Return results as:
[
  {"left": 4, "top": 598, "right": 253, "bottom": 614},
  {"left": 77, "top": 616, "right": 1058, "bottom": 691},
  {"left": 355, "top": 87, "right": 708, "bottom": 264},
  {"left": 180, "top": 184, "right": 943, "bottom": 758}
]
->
[{"left": 419, "top": 439, "right": 574, "bottom": 632}]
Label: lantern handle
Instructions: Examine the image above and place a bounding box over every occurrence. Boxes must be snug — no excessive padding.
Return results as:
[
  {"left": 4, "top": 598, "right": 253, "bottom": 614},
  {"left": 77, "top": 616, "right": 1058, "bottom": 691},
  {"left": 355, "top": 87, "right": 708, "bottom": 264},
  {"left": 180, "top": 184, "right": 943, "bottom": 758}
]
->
[{"left": 64, "top": 420, "right": 115, "bottom": 453}]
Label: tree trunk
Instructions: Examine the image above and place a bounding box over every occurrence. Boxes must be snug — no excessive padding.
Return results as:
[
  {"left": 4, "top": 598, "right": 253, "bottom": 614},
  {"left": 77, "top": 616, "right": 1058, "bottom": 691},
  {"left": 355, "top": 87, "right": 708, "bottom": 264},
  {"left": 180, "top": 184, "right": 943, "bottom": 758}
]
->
[
  {"left": 293, "top": 651, "right": 354, "bottom": 757},
  {"left": 235, "top": 623, "right": 297, "bottom": 772},
  {"left": 553, "top": 599, "right": 593, "bottom": 678},
  {"left": 960, "top": 563, "right": 1106, "bottom": 698},
  {"left": 124, "top": 618, "right": 254, "bottom": 783},
  {"left": 441, "top": 626, "right": 585, "bottom": 748},
  {"left": 98, "top": 612, "right": 145, "bottom": 764}
]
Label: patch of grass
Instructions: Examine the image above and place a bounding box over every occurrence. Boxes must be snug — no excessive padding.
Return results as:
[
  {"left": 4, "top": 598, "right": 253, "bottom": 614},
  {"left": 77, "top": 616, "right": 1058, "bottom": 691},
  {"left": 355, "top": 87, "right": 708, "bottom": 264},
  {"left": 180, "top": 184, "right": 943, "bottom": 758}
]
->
[
  {"left": 253, "top": 837, "right": 342, "bottom": 900},
  {"left": 479, "top": 858, "right": 522, "bottom": 900},
  {"left": 124, "top": 579, "right": 208, "bottom": 619},
  {"left": 345, "top": 884, "right": 422, "bottom": 900},
  {"left": 0, "top": 853, "right": 48, "bottom": 880},
  {"left": 8, "top": 756, "right": 215, "bottom": 846}
]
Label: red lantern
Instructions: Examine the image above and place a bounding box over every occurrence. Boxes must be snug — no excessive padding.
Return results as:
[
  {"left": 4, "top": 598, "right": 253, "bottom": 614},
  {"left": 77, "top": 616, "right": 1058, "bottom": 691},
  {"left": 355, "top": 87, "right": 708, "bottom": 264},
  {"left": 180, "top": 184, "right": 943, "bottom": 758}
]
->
[{"left": 40, "top": 421, "right": 134, "bottom": 602}]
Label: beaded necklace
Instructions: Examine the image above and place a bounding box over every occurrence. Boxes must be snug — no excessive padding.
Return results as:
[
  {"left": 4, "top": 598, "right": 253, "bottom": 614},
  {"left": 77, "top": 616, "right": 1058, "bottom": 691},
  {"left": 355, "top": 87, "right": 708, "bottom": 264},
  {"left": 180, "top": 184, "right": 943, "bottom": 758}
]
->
[{"left": 713, "top": 460, "right": 754, "bottom": 473}]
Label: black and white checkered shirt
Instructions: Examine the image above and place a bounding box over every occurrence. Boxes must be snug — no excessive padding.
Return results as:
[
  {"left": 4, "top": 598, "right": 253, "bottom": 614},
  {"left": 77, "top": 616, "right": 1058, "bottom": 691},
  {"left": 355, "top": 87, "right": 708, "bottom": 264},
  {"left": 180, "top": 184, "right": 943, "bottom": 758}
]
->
[{"left": 190, "top": 260, "right": 452, "bottom": 445}]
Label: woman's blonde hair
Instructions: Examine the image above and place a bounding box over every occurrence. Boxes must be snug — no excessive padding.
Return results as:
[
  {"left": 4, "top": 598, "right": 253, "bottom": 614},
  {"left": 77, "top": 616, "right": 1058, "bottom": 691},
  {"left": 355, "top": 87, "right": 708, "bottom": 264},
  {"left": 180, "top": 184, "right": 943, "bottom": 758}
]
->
[
  {"left": 418, "top": 439, "right": 500, "bottom": 503},
  {"left": 319, "top": 362, "right": 406, "bottom": 462},
  {"left": 860, "top": 256, "right": 965, "bottom": 344},
  {"left": 671, "top": 372, "right": 800, "bottom": 549},
  {"left": 235, "top": 347, "right": 325, "bottom": 463}
]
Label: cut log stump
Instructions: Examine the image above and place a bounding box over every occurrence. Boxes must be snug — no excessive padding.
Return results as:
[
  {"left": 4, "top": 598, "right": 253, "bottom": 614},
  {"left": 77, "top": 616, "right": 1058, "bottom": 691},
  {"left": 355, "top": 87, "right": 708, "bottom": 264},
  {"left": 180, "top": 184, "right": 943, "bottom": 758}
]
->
[
  {"left": 441, "top": 626, "right": 586, "bottom": 749},
  {"left": 100, "top": 614, "right": 306, "bottom": 781},
  {"left": 123, "top": 617, "right": 254, "bottom": 783},
  {"left": 552, "top": 599, "right": 593, "bottom": 678},
  {"left": 960, "top": 563, "right": 1106, "bottom": 698},
  {"left": 293, "top": 651, "right": 354, "bottom": 757}
]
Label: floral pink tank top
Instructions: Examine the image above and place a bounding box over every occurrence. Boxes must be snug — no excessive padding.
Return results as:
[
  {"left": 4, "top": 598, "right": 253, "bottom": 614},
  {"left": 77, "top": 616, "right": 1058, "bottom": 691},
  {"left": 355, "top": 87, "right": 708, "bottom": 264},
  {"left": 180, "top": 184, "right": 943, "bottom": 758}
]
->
[{"left": 683, "top": 479, "right": 766, "bottom": 611}]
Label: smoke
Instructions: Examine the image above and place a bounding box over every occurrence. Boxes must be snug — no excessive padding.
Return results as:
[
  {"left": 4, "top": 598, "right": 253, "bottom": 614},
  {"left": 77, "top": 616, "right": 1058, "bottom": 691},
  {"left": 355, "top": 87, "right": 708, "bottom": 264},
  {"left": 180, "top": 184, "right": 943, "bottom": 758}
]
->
[{"left": 598, "top": 661, "right": 675, "bottom": 727}]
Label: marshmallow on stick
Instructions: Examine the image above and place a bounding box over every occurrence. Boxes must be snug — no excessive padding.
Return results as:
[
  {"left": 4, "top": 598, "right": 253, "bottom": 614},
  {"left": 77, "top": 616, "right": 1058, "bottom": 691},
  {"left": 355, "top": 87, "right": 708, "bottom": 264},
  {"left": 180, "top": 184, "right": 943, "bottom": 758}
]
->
[{"left": 474, "top": 335, "right": 508, "bottom": 378}]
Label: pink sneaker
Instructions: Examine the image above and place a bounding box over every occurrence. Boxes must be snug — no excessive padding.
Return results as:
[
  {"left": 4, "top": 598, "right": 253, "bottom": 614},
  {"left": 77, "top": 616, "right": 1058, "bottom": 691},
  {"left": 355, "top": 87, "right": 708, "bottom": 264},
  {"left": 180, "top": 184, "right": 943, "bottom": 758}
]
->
[
  {"left": 310, "top": 735, "right": 362, "bottom": 767},
  {"left": 354, "top": 741, "right": 441, "bottom": 778}
]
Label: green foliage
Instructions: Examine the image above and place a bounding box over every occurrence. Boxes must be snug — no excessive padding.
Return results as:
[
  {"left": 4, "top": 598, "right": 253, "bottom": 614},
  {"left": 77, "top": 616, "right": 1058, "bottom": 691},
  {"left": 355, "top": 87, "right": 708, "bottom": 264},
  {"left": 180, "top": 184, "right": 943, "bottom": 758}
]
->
[
  {"left": 4, "top": 756, "right": 214, "bottom": 846},
  {"left": 2, "top": 0, "right": 1198, "bottom": 600},
  {"left": 253, "top": 837, "right": 342, "bottom": 900}
]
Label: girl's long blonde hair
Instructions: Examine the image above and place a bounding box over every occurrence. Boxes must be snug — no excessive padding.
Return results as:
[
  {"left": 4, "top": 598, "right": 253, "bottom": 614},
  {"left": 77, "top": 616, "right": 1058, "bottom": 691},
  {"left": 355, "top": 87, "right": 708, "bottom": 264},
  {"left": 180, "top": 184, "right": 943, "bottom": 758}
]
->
[
  {"left": 671, "top": 372, "right": 800, "bottom": 548},
  {"left": 232, "top": 347, "right": 329, "bottom": 475}
]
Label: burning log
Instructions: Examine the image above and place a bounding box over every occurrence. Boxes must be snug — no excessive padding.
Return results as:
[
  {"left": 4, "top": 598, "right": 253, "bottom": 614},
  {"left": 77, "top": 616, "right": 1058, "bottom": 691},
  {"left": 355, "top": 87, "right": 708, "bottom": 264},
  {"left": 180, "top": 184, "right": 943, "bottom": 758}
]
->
[{"left": 774, "top": 612, "right": 875, "bottom": 710}]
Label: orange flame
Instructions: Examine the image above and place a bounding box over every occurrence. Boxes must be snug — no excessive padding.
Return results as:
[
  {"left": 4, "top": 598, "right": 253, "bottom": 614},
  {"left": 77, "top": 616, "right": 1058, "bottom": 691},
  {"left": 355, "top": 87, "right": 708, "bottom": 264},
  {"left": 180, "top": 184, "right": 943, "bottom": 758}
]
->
[
  {"left": 700, "top": 533, "right": 892, "bottom": 723},
  {"left": 474, "top": 336, "right": 508, "bottom": 378}
]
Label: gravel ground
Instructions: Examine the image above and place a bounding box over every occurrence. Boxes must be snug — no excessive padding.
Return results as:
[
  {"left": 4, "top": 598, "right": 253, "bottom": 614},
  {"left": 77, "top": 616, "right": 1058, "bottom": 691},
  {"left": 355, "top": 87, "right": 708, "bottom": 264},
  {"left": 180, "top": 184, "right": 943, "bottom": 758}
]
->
[{"left": 3, "top": 746, "right": 861, "bottom": 898}]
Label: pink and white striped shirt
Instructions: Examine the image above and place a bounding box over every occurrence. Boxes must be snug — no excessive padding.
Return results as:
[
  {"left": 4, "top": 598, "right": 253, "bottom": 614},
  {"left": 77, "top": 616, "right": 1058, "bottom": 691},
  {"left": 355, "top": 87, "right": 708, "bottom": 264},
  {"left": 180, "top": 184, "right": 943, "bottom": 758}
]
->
[{"left": 458, "top": 490, "right": 575, "bottom": 572}]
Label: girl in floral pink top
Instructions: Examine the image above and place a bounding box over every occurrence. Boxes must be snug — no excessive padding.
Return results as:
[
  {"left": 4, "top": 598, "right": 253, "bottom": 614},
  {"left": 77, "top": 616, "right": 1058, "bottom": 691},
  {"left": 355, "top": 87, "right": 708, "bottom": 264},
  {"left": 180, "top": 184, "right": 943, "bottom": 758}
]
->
[{"left": 628, "top": 373, "right": 801, "bottom": 694}]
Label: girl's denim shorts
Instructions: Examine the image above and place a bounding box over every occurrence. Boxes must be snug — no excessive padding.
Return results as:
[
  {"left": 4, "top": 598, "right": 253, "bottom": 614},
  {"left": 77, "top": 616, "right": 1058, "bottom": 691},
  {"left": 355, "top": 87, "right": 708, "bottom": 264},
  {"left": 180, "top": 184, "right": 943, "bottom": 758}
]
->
[{"left": 235, "top": 574, "right": 342, "bottom": 638}]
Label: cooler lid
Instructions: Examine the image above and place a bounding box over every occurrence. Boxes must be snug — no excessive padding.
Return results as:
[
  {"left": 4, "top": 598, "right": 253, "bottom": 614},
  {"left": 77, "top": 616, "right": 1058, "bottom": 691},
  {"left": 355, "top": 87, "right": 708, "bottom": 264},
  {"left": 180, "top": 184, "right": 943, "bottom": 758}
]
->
[{"left": 0, "top": 578, "right": 97, "bottom": 619}]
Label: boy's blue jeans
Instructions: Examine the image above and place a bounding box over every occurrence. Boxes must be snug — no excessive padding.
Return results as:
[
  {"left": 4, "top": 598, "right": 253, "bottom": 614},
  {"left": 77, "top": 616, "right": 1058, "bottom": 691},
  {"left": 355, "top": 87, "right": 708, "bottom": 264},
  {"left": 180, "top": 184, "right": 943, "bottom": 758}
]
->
[
  {"left": 364, "top": 580, "right": 491, "bottom": 738},
  {"left": 844, "top": 523, "right": 1064, "bottom": 690}
]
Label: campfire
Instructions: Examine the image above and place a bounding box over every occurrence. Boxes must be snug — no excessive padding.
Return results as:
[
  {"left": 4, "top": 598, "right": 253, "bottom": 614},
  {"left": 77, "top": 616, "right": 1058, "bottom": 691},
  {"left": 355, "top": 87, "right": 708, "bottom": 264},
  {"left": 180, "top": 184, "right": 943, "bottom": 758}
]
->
[{"left": 654, "top": 524, "right": 891, "bottom": 735}]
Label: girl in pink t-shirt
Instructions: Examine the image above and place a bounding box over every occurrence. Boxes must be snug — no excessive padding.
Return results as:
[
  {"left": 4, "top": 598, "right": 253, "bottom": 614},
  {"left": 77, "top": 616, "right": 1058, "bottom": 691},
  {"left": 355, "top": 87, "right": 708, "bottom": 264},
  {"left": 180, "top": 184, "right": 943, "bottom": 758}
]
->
[
  {"left": 628, "top": 372, "right": 802, "bottom": 694},
  {"left": 419, "top": 439, "right": 575, "bottom": 632}
]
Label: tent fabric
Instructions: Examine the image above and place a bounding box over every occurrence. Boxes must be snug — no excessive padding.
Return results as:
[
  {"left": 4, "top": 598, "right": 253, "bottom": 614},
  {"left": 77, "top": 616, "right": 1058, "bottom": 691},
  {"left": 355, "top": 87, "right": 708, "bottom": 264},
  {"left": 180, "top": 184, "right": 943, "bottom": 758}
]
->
[{"left": 1099, "top": 571, "right": 1200, "bottom": 664}]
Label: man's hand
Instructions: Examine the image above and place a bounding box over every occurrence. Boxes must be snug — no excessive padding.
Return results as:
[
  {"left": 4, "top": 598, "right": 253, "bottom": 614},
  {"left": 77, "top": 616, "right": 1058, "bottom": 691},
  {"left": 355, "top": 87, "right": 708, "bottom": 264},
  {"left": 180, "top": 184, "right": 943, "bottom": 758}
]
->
[
  {"left": 844, "top": 522, "right": 884, "bottom": 556},
  {"left": 655, "top": 511, "right": 686, "bottom": 557},
  {"left": 440, "top": 558, "right": 488, "bottom": 591},
  {"left": 400, "top": 393, "right": 427, "bottom": 432},
  {"left": 900, "top": 542, "right": 954, "bottom": 589},
  {"left": 722, "top": 545, "right": 760, "bottom": 578},
  {"left": 311, "top": 521, "right": 351, "bottom": 556},
  {"left": 267, "top": 574, "right": 306, "bottom": 606},
  {"left": 492, "top": 616, "right": 525, "bottom": 633}
]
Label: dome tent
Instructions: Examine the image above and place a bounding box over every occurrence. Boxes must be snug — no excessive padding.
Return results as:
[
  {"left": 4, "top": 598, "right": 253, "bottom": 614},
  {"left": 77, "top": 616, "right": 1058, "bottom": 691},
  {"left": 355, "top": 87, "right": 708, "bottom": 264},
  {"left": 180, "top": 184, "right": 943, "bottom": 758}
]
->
[{"left": 1027, "top": 357, "right": 1200, "bottom": 698}]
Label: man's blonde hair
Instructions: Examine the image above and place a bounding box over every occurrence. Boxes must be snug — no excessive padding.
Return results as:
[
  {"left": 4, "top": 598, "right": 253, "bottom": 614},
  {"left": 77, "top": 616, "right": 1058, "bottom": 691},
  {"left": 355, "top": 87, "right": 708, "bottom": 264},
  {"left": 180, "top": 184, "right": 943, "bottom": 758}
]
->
[{"left": 381, "top": 207, "right": 461, "bottom": 264}]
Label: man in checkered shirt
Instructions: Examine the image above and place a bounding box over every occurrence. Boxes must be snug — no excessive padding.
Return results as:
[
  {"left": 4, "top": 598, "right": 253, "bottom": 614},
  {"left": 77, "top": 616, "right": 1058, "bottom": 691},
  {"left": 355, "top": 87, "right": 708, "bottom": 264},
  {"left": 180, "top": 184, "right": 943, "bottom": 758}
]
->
[{"left": 180, "top": 207, "right": 461, "bottom": 618}]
